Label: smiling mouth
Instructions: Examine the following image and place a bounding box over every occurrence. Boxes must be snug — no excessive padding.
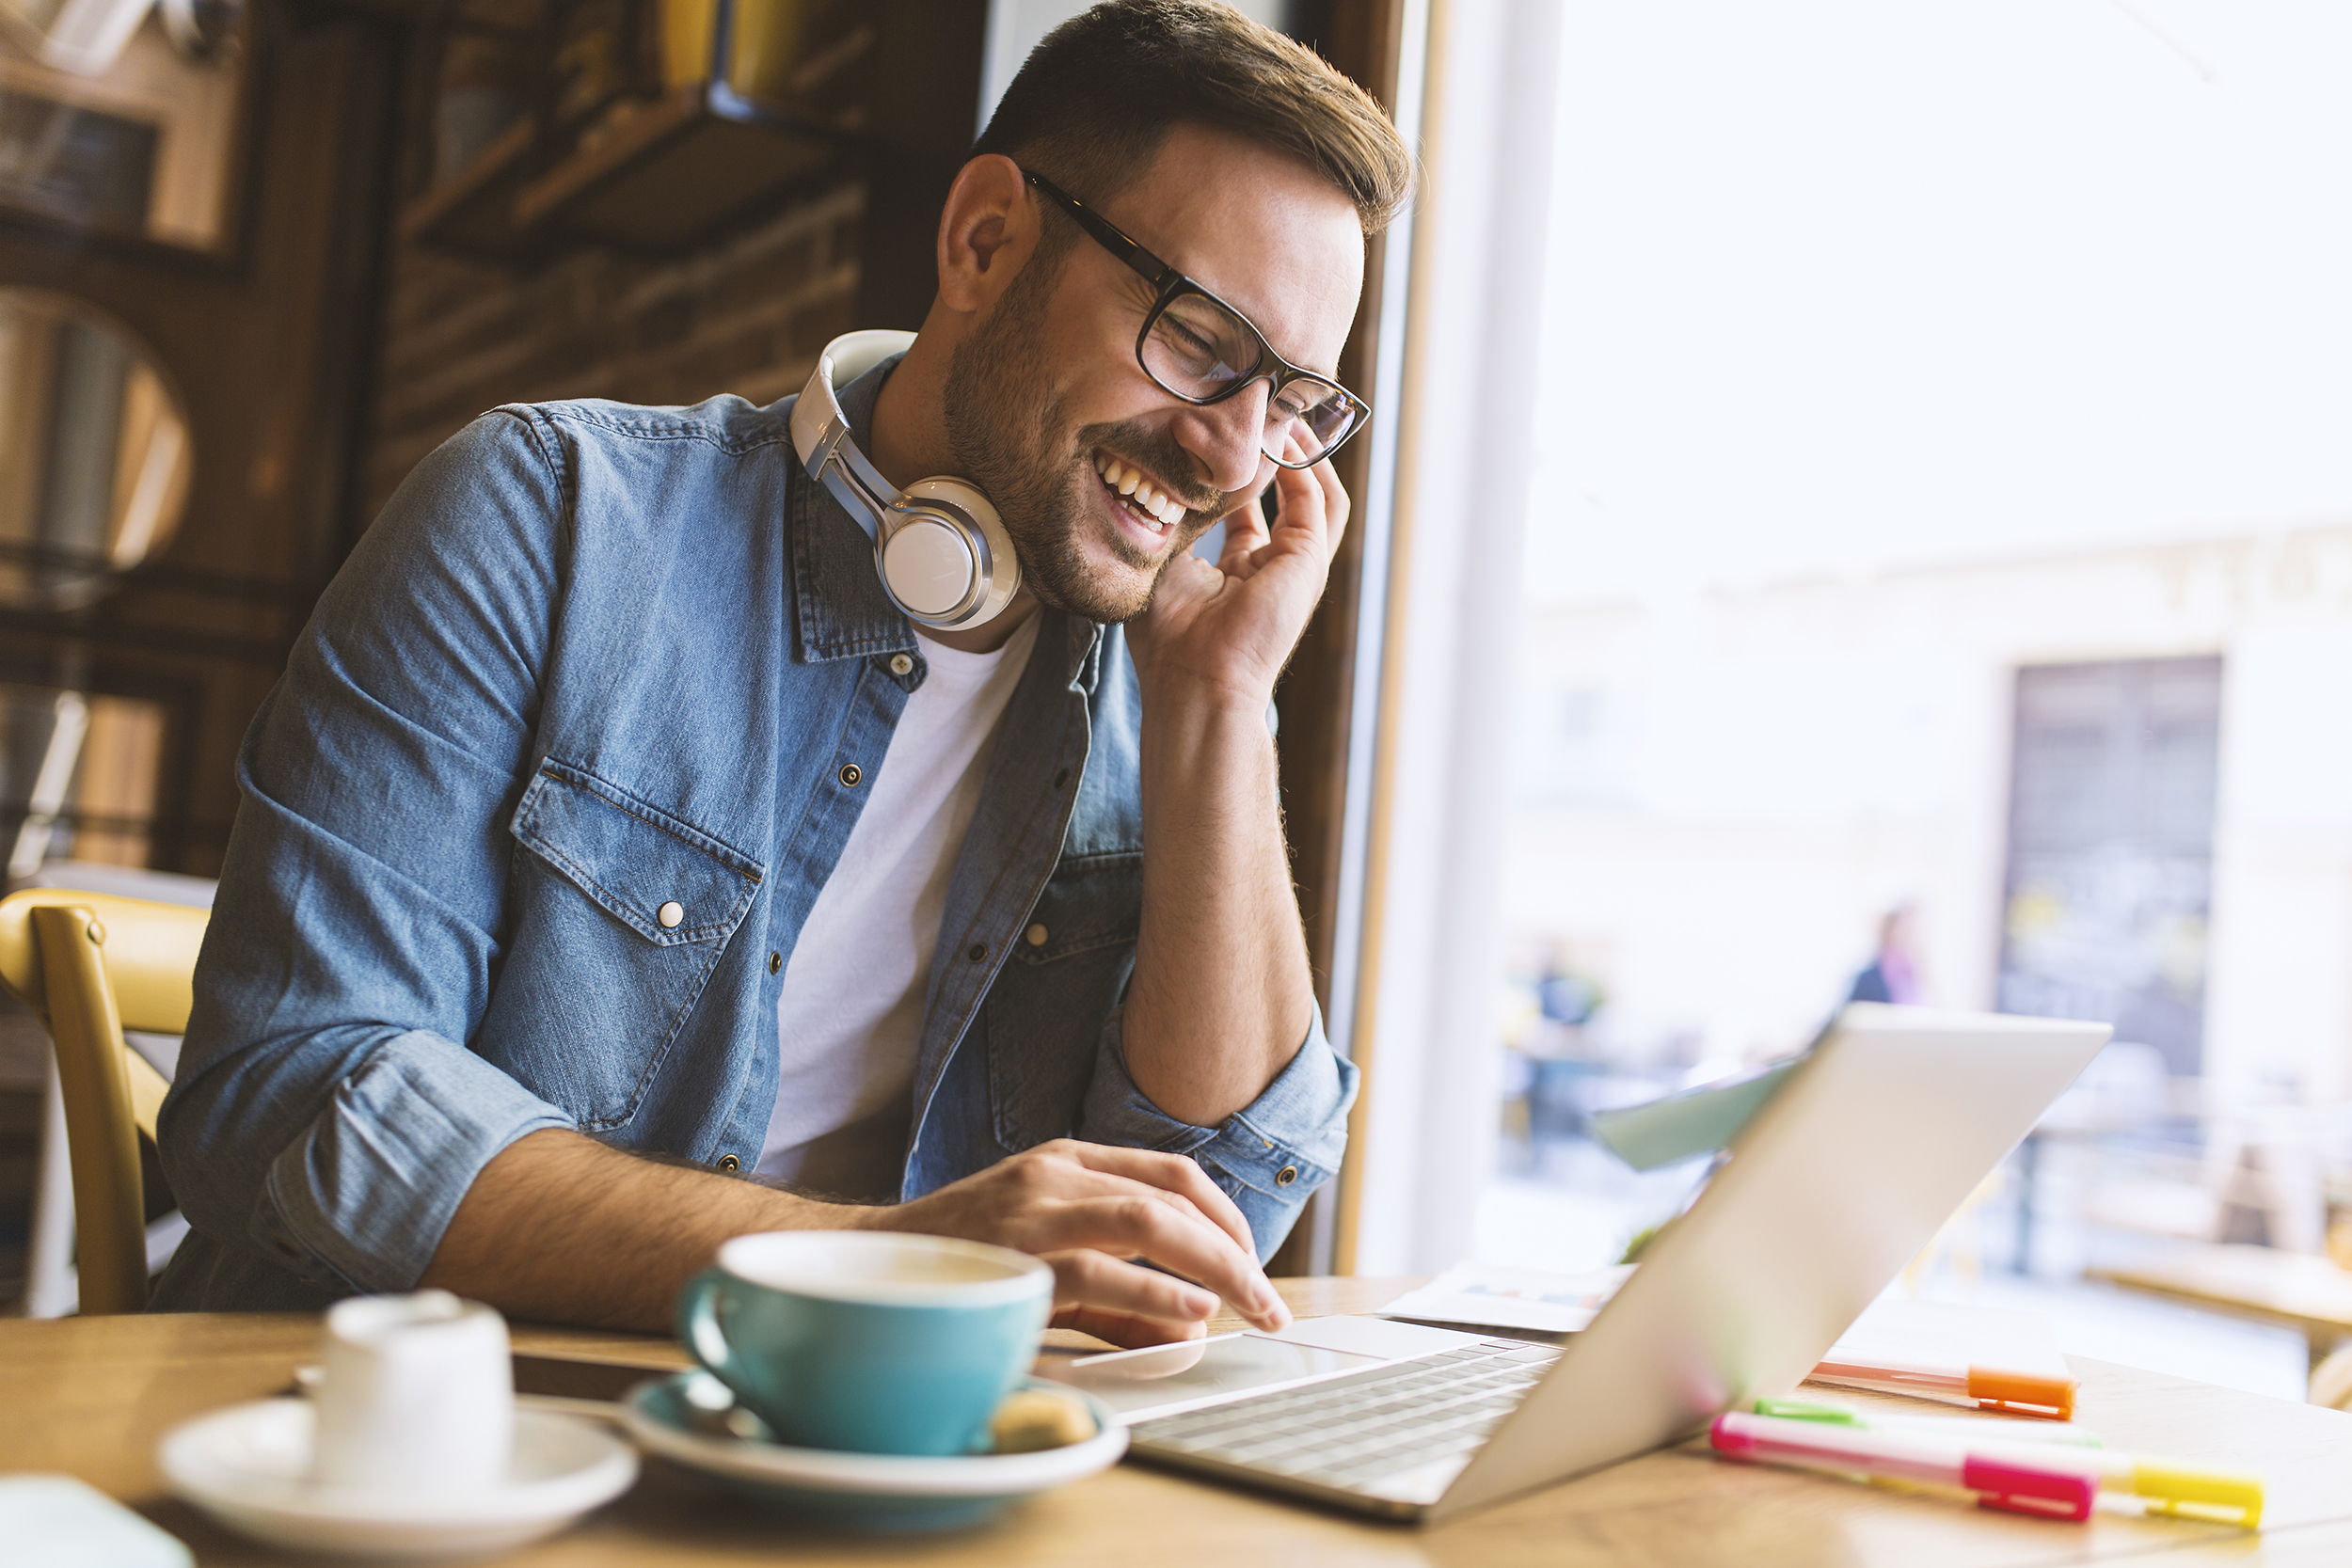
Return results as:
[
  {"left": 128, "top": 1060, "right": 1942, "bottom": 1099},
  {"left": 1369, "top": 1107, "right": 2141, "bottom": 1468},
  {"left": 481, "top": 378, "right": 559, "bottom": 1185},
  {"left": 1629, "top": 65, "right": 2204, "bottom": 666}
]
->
[{"left": 1093, "top": 451, "right": 1191, "bottom": 537}]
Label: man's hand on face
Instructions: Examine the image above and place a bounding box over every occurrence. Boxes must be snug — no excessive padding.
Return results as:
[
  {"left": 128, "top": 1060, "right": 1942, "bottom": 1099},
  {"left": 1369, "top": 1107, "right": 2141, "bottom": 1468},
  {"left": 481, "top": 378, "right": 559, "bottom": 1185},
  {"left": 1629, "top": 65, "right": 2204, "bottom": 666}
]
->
[
  {"left": 855, "top": 1139, "right": 1292, "bottom": 1348},
  {"left": 1127, "top": 445, "right": 1349, "bottom": 708}
]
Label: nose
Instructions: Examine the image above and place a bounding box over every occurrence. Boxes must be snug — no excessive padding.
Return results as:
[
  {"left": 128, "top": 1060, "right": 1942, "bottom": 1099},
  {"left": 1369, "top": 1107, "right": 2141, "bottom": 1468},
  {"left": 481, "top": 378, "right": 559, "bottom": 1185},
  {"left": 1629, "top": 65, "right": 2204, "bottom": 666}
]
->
[{"left": 1170, "top": 380, "right": 1271, "bottom": 498}]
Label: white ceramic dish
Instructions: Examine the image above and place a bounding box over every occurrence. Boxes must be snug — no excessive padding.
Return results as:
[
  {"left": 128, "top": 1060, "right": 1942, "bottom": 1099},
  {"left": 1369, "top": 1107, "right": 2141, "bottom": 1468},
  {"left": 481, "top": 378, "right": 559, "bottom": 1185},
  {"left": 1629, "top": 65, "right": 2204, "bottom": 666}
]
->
[
  {"left": 622, "top": 1371, "right": 1126, "bottom": 1531},
  {"left": 157, "top": 1399, "right": 637, "bottom": 1561}
]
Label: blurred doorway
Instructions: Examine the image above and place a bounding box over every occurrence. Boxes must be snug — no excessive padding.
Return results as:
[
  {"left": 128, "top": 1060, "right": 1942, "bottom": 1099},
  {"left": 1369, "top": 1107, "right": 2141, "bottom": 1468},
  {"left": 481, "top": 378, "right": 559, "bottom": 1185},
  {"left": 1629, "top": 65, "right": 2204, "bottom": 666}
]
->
[{"left": 1998, "top": 657, "right": 2221, "bottom": 1078}]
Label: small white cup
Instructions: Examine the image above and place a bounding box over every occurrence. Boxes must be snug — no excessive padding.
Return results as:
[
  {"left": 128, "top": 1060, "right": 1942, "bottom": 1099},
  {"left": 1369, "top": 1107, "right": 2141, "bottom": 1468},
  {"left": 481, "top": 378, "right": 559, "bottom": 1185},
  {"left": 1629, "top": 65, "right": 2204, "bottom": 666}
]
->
[{"left": 310, "top": 1291, "right": 514, "bottom": 1494}]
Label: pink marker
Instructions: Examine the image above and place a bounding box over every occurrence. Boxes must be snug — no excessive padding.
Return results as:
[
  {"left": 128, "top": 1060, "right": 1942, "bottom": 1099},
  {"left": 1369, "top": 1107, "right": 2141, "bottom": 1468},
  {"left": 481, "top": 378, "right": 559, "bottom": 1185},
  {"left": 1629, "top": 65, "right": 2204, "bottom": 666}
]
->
[{"left": 1710, "top": 1411, "right": 2096, "bottom": 1521}]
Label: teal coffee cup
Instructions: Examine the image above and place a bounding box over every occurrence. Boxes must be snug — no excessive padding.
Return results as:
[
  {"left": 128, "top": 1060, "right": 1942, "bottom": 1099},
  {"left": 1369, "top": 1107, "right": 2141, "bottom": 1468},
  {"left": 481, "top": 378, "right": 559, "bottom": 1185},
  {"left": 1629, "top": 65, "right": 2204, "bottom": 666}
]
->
[{"left": 677, "top": 1231, "right": 1054, "bottom": 1456}]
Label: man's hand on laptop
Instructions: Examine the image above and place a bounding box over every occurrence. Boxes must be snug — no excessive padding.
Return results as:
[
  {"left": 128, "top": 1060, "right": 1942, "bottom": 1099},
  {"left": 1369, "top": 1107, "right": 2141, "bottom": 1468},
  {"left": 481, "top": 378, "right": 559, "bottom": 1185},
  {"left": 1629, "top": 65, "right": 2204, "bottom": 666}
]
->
[{"left": 863, "top": 1139, "right": 1291, "bottom": 1348}]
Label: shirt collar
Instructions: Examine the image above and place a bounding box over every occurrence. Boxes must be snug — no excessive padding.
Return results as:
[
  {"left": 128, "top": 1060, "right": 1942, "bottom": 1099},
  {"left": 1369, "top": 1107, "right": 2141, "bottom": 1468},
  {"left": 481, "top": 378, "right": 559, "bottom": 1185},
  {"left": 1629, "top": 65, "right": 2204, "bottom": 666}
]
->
[{"left": 788, "top": 354, "right": 921, "bottom": 663}]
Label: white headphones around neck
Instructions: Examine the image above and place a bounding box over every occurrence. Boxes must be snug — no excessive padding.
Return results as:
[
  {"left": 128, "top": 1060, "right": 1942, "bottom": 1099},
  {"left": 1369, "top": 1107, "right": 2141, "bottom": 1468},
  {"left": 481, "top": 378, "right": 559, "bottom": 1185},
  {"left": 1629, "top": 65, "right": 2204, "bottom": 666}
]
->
[{"left": 789, "top": 330, "right": 1022, "bottom": 631}]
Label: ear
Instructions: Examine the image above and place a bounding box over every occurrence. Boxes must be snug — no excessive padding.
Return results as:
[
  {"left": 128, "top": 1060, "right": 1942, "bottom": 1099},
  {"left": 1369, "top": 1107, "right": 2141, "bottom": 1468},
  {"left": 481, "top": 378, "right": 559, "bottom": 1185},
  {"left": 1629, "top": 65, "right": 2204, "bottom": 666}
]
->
[{"left": 936, "top": 154, "right": 1042, "bottom": 316}]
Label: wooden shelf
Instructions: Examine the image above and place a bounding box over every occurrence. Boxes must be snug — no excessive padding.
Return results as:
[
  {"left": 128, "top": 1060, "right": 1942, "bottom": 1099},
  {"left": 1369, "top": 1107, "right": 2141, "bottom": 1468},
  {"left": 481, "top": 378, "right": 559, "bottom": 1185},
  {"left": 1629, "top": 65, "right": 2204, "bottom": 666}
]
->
[
  {"left": 511, "top": 83, "right": 849, "bottom": 252},
  {"left": 398, "top": 117, "right": 539, "bottom": 260},
  {"left": 389, "top": 4, "right": 929, "bottom": 262}
]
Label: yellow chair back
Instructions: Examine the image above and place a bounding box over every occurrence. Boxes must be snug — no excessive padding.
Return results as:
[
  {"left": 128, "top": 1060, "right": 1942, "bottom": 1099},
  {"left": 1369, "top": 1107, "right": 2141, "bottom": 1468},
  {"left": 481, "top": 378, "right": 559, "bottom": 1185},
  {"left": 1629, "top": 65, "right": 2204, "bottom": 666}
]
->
[{"left": 0, "top": 888, "right": 209, "bottom": 1314}]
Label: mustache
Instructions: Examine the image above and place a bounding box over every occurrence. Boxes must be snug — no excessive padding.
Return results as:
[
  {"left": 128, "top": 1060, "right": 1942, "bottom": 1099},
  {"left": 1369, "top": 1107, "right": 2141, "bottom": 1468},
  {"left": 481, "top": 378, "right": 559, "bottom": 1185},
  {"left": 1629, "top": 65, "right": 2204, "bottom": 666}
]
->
[{"left": 1073, "top": 418, "right": 1232, "bottom": 516}]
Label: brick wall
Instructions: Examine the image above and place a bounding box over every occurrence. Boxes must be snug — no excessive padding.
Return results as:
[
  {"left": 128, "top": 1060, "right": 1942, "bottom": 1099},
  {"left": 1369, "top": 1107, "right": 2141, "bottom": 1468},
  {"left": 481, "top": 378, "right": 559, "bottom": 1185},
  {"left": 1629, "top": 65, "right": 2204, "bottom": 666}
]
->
[{"left": 360, "top": 178, "right": 866, "bottom": 525}]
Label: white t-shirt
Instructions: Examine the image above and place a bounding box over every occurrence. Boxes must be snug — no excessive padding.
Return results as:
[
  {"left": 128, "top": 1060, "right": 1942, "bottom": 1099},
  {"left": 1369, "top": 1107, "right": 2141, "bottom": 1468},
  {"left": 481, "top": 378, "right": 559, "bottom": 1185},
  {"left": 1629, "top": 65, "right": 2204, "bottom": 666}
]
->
[{"left": 755, "top": 613, "right": 1041, "bottom": 1198}]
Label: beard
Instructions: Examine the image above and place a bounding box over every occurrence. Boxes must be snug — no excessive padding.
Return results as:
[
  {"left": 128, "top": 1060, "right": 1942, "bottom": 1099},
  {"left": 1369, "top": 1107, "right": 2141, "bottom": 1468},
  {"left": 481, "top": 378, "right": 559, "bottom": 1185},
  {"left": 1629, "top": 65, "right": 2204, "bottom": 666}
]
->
[{"left": 940, "top": 255, "right": 1225, "bottom": 624}]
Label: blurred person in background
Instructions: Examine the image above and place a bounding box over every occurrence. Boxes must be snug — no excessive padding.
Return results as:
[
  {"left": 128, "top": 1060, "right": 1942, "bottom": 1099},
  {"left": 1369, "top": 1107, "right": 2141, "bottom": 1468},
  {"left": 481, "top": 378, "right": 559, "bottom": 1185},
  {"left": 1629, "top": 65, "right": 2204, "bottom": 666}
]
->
[{"left": 1849, "top": 904, "right": 1924, "bottom": 1006}]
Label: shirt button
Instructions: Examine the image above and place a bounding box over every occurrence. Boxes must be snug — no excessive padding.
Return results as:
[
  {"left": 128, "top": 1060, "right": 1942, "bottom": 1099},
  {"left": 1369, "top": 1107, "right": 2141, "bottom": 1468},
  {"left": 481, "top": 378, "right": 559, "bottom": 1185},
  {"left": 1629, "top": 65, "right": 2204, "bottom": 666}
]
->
[
  {"left": 1025, "top": 924, "right": 1048, "bottom": 947},
  {"left": 769, "top": 951, "right": 782, "bottom": 974},
  {"left": 1052, "top": 768, "right": 1071, "bottom": 789},
  {"left": 838, "top": 762, "right": 863, "bottom": 787},
  {"left": 658, "top": 900, "right": 685, "bottom": 928},
  {"left": 890, "top": 654, "right": 914, "bottom": 676},
  {"left": 1276, "top": 1165, "right": 1299, "bottom": 1186},
  {"left": 966, "top": 942, "right": 988, "bottom": 962},
  {"left": 716, "top": 1153, "right": 741, "bottom": 1173}
]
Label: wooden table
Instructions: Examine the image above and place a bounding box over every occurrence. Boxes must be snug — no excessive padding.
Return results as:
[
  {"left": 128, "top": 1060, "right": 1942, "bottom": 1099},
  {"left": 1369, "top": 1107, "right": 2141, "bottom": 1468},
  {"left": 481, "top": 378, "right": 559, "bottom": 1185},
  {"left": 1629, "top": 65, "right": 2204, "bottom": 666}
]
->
[
  {"left": 2091, "top": 1243, "right": 2352, "bottom": 1368},
  {"left": 10, "top": 1276, "right": 2352, "bottom": 1566}
]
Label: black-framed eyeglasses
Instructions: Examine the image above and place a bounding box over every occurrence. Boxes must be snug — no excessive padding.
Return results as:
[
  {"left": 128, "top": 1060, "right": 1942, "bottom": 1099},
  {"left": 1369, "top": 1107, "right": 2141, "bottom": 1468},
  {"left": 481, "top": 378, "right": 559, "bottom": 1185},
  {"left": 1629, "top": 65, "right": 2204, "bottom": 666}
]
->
[{"left": 1025, "top": 168, "right": 1369, "bottom": 468}]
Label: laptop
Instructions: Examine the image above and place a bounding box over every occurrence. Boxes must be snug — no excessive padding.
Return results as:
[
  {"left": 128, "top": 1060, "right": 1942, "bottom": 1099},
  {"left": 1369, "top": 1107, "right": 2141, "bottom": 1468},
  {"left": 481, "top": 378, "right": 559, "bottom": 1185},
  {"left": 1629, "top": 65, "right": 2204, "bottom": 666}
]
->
[{"left": 1036, "top": 1004, "right": 2110, "bottom": 1523}]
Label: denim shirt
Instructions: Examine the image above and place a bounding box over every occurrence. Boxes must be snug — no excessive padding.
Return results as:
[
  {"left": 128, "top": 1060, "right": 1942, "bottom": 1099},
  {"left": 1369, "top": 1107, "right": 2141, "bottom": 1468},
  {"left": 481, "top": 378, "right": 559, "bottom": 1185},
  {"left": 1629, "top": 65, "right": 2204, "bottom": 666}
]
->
[{"left": 152, "top": 361, "right": 1356, "bottom": 1311}]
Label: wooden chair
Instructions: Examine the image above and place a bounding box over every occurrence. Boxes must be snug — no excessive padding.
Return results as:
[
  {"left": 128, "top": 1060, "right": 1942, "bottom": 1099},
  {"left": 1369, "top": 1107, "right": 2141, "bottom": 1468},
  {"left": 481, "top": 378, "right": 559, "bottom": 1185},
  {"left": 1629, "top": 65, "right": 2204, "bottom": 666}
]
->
[{"left": 0, "top": 889, "right": 208, "bottom": 1313}]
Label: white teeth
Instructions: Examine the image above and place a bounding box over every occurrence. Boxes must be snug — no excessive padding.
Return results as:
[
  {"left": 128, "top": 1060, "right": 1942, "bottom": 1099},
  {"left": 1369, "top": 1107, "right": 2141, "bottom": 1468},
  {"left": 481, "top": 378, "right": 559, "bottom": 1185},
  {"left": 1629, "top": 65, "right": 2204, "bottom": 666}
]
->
[{"left": 1097, "top": 454, "right": 1181, "bottom": 529}]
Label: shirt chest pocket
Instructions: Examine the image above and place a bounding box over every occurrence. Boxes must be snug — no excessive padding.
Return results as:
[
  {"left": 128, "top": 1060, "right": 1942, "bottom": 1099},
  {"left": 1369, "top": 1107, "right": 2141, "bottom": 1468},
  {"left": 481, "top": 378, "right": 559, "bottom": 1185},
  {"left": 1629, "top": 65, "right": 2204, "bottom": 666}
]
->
[
  {"left": 1010, "top": 852, "right": 1142, "bottom": 966},
  {"left": 492, "top": 759, "right": 764, "bottom": 1130}
]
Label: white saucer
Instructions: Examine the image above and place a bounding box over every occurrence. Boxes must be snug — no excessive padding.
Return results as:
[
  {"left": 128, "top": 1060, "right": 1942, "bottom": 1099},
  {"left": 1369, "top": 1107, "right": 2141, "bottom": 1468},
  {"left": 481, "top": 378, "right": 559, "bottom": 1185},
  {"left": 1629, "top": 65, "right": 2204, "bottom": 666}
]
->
[
  {"left": 157, "top": 1400, "right": 638, "bottom": 1561},
  {"left": 622, "top": 1372, "right": 1126, "bottom": 1530}
]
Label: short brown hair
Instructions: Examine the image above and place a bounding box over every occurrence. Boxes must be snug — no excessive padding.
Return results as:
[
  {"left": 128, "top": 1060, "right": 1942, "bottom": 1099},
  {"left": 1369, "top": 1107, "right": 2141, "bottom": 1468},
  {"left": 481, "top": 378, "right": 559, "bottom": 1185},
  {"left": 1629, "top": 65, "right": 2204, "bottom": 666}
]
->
[{"left": 973, "top": 0, "right": 1415, "bottom": 237}]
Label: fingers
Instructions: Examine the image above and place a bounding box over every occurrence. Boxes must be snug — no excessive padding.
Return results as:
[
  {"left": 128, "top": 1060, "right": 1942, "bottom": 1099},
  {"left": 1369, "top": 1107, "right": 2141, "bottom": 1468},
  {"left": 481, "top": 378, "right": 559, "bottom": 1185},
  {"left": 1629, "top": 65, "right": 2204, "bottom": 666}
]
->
[
  {"left": 1020, "top": 1161, "right": 1283, "bottom": 1332},
  {"left": 1036, "top": 1193, "right": 1284, "bottom": 1329},
  {"left": 1265, "top": 458, "right": 1315, "bottom": 540},
  {"left": 1044, "top": 1247, "right": 1217, "bottom": 1337},
  {"left": 1218, "top": 491, "right": 1273, "bottom": 576},
  {"left": 887, "top": 1142, "right": 1290, "bottom": 1333},
  {"left": 1202, "top": 441, "right": 1352, "bottom": 598},
  {"left": 1252, "top": 450, "right": 1345, "bottom": 562},
  {"left": 1309, "top": 455, "right": 1350, "bottom": 546},
  {"left": 1055, "top": 1142, "right": 1258, "bottom": 1259},
  {"left": 1052, "top": 1301, "right": 1212, "bottom": 1351}
]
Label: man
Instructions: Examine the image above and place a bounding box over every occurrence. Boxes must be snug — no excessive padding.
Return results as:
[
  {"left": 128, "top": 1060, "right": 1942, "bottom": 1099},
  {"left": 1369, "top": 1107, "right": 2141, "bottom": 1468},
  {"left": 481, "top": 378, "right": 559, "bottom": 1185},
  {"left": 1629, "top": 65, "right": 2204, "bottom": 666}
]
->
[{"left": 155, "top": 0, "right": 1413, "bottom": 1347}]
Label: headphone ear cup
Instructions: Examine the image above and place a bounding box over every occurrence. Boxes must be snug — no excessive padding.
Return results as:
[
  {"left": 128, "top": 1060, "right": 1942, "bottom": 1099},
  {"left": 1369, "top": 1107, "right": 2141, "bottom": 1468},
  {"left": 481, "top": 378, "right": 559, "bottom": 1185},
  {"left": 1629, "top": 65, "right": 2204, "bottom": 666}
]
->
[
  {"left": 900, "top": 477, "right": 1021, "bottom": 627},
  {"left": 880, "top": 517, "right": 985, "bottom": 621}
]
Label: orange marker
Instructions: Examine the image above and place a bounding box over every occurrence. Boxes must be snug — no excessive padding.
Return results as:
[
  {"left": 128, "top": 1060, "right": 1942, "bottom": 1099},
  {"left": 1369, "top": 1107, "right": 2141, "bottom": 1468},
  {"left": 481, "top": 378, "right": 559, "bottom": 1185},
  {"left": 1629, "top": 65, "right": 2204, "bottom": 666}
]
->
[{"left": 1810, "top": 1354, "right": 2076, "bottom": 1420}]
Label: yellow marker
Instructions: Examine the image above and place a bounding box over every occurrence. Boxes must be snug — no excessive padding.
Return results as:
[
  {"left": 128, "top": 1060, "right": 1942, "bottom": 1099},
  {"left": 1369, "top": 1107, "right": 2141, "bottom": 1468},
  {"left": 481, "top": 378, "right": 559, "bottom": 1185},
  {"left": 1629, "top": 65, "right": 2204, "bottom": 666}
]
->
[{"left": 1974, "top": 1444, "right": 2264, "bottom": 1528}]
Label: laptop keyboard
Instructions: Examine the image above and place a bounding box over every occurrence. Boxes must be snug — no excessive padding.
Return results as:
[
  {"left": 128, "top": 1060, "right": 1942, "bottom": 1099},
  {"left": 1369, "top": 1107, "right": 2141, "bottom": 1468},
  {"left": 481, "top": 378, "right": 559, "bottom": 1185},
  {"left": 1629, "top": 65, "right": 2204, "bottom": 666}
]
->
[{"left": 1128, "top": 1339, "right": 1561, "bottom": 1494}]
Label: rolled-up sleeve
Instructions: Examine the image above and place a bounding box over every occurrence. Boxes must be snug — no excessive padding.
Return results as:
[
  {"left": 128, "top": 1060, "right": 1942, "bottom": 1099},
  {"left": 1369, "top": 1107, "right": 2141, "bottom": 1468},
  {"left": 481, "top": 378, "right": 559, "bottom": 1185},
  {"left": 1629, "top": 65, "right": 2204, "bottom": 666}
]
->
[
  {"left": 256, "top": 1031, "right": 569, "bottom": 1291},
  {"left": 1078, "top": 1003, "right": 1357, "bottom": 1260},
  {"left": 158, "top": 410, "right": 577, "bottom": 1295}
]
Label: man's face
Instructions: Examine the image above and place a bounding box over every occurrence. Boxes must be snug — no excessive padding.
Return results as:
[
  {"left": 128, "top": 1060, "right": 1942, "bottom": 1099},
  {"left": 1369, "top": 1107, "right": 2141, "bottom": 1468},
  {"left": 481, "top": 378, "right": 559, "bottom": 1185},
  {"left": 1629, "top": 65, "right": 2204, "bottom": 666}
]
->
[{"left": 942, "top": 124, "right": 1366, "bottom": 624}]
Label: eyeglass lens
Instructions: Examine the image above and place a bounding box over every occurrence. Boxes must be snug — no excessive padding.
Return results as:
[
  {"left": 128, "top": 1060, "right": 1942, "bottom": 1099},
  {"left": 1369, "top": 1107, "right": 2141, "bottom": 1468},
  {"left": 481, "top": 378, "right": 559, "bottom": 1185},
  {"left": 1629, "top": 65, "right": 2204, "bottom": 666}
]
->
[{"left": 1143, "top": 293, "right": 1358, "bottom": 465}]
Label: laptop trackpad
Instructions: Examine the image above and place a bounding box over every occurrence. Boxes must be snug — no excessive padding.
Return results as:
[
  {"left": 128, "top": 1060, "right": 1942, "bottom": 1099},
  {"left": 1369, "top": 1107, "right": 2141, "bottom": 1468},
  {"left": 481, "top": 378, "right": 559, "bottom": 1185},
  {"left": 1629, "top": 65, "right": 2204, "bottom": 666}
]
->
[
  {"left": 1038, "top": 1334, "right": 1388, "bottom": 1418},
  {"left": 1268, "top": 1314, "right": 1488, "bottom": 1358},
  {"left": 1037, "top": 1317, "right": 1486, "bottom": 1420}
]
